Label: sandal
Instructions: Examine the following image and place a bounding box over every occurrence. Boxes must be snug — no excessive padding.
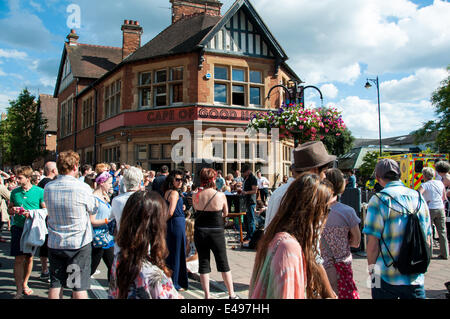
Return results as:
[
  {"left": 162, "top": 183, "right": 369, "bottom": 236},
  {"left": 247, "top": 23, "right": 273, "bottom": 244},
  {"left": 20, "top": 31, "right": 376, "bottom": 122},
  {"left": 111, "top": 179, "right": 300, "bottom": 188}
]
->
[{"left": 22, "top": 287, "right": 33, "bottom": 296}]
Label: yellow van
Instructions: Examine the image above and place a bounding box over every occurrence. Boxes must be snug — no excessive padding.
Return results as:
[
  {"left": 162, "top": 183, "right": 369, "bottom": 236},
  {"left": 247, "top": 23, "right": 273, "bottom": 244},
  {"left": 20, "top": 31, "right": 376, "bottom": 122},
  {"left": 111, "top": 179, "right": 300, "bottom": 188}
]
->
[{"left": 379, "top": 153, "right": 449, "bottom": 190}]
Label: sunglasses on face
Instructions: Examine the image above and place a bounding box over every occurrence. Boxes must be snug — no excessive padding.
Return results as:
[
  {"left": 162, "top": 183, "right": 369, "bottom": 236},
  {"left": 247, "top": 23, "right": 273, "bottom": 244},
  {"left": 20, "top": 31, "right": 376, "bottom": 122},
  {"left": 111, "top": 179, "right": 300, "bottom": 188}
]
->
[{"left": 175, "top": 178, "right": 183, "bottom": 182}]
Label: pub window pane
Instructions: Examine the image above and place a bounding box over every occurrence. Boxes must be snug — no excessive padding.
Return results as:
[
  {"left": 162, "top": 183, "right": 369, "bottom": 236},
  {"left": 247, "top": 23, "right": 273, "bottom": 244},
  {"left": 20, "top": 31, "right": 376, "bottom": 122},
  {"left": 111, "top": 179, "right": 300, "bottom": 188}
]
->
[
  {"left": 250, "top": 70, "right": 262, "bottom": 83},
  {"left": 140, "top": 72, "right": 152, "bottom": 85},
  {"left": 250, "top": 87, "right": 261, "bottom": 105},
  {"left": 140, "top": 88, "right": 151, "bottom": 107},
  {"left": 170, "top": 67, "right": 183, "bottom": 81},
  {"left": 137, "top": 145, "right": 147, "bottom": 160},
  {"left": 232, "top": 69, "right": 245, "bottom": 82},
  {"left": 232, "top": 85, "right": 245, "bottom": 106},
  {"left": 214, "top": 83, "right": 227, "bottom": 103},
  {"left": 149, "top": 144, "right": 160, "bottom": 159},
  {"left": 155, "top": 70, "right": 167, "bottom": 83},
  {"left": 214, "top": 66, "right": 228, "bottom": 80},
  {"left": 171, "top": 83, "right": 183, "bottom": 104},
  {"left": 155, "top": 86, "right": 167, "bottom": 106},
  {"left": 162, "top": 144, "right": 172, "bottom": 159}
]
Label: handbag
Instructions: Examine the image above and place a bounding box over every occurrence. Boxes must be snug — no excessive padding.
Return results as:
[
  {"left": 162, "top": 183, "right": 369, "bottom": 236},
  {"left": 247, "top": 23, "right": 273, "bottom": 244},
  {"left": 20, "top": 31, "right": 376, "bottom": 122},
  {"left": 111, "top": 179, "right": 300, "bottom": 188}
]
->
[{"left": 93, "top": 227, "right": 110, "bottom": 248}]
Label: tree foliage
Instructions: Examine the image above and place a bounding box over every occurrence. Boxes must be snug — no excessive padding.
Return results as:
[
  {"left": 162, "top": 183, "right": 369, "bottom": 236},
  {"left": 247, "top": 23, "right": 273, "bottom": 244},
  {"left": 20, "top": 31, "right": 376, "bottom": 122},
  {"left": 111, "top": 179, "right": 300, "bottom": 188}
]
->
[
  {"left": 359, "top": 151, "right": 390, "bottom": 181},
  {"left": 1, "top": 89, "right": 48, "bottom": 166},
  {"left": 322, "top": 127, "right": 354, "bottom": 157},
  {"left": 413, "top": 66, "right": 450, "bottom": 153}
]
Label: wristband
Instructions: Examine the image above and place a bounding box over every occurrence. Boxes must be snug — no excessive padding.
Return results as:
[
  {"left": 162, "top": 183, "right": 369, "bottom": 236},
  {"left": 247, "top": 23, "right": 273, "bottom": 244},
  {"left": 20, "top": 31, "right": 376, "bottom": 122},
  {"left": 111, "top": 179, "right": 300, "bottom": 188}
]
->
[{"left": 105, "top": 218, "right": 108, "bottom": 225}]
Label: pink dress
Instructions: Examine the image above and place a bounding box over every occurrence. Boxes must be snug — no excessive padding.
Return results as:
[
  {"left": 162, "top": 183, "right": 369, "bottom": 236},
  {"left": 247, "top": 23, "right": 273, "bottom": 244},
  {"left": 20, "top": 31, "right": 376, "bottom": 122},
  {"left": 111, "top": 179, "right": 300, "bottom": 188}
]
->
[{"left": 249, "top": 232, "right": 307, "bottom": 299}]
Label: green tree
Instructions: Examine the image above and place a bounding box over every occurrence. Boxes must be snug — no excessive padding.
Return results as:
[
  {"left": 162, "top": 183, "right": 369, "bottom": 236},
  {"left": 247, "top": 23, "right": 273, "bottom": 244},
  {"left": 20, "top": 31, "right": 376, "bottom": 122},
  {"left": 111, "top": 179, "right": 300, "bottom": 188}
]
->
[
  {"left": 359, "top": 151, "right": 390, "bottom": 182},
  {"left": 3, "top": 89, "right": 48, "bottom": 165},
  {"left": 322, "top": 127, "right": 354, "bottom": 157},
  {"left": 413, "top": 66, "right": 450, "bottom": 153}
]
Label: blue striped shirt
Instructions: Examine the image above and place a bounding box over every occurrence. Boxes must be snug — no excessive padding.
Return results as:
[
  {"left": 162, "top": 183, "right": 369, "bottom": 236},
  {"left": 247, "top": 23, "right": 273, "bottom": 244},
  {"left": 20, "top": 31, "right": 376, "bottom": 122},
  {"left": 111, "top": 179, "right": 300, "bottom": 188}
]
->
[
  {"left": 44, "top": 175, "right": 96, "bottom": 250},
  {"left": 363, "top": 181, "right": 431, "bottom": 286}
]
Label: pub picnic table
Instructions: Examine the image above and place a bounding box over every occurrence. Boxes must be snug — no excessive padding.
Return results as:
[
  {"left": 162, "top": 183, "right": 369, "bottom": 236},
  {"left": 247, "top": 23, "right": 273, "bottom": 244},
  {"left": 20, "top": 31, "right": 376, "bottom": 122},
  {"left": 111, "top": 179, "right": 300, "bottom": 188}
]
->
[{"left": 227, "top": 212, "right": 246, "bottom": 245}]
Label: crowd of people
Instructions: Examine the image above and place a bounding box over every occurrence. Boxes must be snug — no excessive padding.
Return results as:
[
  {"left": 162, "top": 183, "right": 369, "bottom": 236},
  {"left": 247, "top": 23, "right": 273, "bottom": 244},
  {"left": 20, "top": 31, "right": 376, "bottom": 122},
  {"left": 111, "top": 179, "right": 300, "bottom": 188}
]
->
[{"left": 0, "top": 141, "right": 449, "bottom": 300}]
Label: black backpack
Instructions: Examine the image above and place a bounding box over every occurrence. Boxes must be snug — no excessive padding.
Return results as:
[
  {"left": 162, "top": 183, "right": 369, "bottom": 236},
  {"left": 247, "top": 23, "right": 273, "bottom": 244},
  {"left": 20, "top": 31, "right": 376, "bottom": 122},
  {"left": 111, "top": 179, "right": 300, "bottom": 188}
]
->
[{"left": 375, "top": 190, "right": 430, "bottom": 275}]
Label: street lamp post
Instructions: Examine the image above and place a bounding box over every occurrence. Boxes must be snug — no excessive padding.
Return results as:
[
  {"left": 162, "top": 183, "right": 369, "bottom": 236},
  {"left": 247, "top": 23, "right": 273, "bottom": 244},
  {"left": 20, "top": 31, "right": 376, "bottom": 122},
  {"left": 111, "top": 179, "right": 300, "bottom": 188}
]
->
[{"left": 365, "top": 76, "right": 382, "bottom": 156}]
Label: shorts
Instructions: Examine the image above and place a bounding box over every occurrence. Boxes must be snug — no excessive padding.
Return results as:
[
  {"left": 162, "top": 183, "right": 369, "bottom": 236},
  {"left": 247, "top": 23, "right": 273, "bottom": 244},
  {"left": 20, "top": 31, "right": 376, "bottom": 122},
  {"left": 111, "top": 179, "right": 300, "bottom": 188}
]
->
[
  {"left": 48, "top": 243, "right": 92, "bottom": 291},
  {"left": 10, "top": 225, "right": 31, "bottom": 257},
  {"left": 194, "top": 227, "right": 230, "bottom": 274},
  {"left": 38, "top": 234, "right": 49, "bottom": 258}
]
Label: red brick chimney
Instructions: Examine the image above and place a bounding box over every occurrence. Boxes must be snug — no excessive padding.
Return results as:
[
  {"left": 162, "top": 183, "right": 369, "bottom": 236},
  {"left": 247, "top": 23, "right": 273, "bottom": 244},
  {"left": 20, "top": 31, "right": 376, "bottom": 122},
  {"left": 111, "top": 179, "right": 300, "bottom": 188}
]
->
[
  {"left": 66, "top": 29, "right": 79, "bottom": 46},
  {"left": 170, "top": 0, "right": 222, "bottom": 24},
  {"left": 121, "top": 20, "right": 143, "bottom": 60}
]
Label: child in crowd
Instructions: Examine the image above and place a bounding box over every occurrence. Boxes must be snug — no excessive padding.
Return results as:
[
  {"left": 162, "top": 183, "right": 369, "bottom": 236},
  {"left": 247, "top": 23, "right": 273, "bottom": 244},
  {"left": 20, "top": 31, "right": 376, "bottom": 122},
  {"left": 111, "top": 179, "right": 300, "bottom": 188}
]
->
[{"left": 185, "top": 217, "right": 199, "bottom": 277}]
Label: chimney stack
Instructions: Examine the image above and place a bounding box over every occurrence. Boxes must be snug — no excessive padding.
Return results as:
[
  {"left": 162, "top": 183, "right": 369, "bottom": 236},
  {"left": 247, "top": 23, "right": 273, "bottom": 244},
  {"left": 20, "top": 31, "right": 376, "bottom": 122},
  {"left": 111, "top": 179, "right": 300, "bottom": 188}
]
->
[
  {"left": 170, "top": 0, "right": 222, "bottom": 24},
  {"left": 66, "top": 29, "right": 79, "bottom": 46},
  {"left": 121, "top": 19, "right": 143, "bottom": 60}
]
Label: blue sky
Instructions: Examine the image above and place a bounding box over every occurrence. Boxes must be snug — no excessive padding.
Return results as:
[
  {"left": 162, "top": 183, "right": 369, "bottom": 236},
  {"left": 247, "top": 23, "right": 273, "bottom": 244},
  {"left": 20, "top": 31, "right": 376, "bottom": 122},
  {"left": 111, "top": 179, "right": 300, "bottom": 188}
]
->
[{"left": 0, "top": 0, "right": 449, "bottom": 140}]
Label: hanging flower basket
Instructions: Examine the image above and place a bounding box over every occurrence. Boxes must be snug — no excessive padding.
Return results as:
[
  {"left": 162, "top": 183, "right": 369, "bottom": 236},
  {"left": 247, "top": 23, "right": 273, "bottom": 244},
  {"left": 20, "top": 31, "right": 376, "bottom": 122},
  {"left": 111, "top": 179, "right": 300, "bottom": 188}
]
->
[{"left": 247, "top": 103, "right": 347, "bottom": 146}]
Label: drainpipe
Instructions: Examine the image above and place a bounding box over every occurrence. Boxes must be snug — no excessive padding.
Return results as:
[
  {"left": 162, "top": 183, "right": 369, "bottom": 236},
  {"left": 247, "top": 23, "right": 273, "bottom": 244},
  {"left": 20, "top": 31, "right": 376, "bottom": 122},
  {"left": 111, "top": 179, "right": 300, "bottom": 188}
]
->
[
  {"left": 93, "top": 87, "right": 98, "bottom": 165},
  {"left": 74, "top": 78, "right": 79, "bottom": 151}
]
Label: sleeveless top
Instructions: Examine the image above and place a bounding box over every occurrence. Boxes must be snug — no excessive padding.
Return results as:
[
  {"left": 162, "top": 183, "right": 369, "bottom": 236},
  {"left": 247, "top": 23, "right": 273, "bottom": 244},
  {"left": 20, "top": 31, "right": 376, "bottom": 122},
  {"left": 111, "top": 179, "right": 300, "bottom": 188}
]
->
[
  {"left": 194, "top": 191, "right": 224, "bottom": 228},
  {"left": 165, "top": 190, "right": 185, "bottom": 218}
]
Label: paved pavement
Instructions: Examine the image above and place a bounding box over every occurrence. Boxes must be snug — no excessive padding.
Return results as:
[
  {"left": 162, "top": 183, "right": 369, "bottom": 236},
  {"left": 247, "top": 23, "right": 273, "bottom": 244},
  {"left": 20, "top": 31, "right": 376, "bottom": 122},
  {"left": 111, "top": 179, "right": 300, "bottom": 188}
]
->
[{"left": 0, "top": 225, "right": 448, "bottom": 299}]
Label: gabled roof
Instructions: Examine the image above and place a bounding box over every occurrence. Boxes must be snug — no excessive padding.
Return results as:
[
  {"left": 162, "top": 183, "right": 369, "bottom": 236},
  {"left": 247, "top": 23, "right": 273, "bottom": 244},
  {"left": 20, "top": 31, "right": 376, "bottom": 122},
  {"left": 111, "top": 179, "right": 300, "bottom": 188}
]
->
[
  {"left": 54, "top": 43, "right": 122, "bottom": 96},
  {"left": 198, "top": 0, "right": 288, "bottom": 60},
  {"left": 67, "top": 43, "right": 122, "bottom": 78},
  {"left": 39, "top": 94, "right": 58, "bottom": 132},
  {"left": 124, "top": 14, "right": 221, "bottom": 63}
]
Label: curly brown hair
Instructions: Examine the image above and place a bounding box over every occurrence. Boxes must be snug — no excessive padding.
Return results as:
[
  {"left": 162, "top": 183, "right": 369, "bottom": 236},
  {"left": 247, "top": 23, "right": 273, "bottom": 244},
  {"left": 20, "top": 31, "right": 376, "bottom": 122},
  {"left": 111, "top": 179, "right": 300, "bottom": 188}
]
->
[
  {"left": 116, "top": 191, "right": 171, "bottom": 299},
  {"left": 57, "top": 150, "right": 80, "bottom": 175},
  {"left": 250, "top": 173, "right": 333, "bottom": 299}
]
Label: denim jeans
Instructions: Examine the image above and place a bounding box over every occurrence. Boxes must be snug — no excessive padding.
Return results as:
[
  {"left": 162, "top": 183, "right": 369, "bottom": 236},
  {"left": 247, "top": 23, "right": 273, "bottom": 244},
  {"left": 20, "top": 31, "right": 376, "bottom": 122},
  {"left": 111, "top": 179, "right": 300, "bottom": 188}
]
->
[
  {"left": 372, "top": 278, "right": 426, "bottom": 299},
  {"left": 245, "top": 204, "right": 256, "bottom": 240}
]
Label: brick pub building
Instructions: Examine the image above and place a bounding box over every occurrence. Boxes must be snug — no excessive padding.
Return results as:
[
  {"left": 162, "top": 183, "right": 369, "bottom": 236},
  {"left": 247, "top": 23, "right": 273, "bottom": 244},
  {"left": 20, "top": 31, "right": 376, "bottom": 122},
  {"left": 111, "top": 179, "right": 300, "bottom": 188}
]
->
[{"left": 54, "top": 0, "right": 301, "bottom": 182}]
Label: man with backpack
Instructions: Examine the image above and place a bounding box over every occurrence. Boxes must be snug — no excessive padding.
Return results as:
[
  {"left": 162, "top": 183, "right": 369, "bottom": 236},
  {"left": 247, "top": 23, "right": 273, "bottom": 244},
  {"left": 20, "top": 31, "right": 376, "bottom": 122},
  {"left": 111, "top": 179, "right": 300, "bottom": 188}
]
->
[{"left": 363, "top": 159, "right": 432, "bottom": 299}]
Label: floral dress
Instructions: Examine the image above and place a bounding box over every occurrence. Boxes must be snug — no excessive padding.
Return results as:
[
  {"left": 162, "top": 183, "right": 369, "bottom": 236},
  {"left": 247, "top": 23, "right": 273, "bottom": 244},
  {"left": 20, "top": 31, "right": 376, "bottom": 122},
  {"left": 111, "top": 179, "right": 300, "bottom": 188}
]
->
[{"left": 108, "top": 255, "right": 179, "bottom": 299}]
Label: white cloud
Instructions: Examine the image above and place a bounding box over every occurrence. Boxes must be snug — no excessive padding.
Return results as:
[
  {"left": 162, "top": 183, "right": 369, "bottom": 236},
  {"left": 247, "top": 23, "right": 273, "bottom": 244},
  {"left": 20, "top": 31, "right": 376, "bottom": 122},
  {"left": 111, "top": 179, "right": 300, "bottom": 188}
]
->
[
  {"left": 29, "top": 0, "right": 44, "bottom": 12},
  {"left": 380, "top": 68, "right": 448, "bottom": 102},
  {"left": 0, "top": 91, "right": 19, "bottom": 113},
  {"left": 338, "top": 96, "right": 436, "bottom": 138},
  {"left": 253, "top": 0, "right": 450, "bottom": 84},
  {"left": 39, "top": 76, "right": 56, "bottom": 88},
  {"left": 0, "top": 49, "right": 28, "bottom": 59},
  {"left": 0, "top": 68, "right": 6, "bottom": 76},
  {"left": 320, "top": 83, "right": 339, "bottom": 99}
]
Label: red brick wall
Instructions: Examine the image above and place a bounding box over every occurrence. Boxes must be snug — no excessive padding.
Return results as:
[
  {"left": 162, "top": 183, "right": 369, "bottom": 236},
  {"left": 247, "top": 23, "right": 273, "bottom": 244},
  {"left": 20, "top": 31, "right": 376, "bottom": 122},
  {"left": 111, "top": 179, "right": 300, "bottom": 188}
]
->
[
  {"left": 171, "top": 0, "right": 222, "bottom": 24},
  {"left": 122, "top": 21, "right": 142, "bottom": 59}
]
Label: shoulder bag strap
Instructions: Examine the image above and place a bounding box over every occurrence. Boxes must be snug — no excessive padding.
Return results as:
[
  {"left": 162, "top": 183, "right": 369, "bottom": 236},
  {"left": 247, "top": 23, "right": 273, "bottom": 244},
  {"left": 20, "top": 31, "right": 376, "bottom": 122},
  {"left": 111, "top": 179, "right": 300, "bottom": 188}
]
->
[{"left": 373, "top": 192, "right": 397, "bottom": 268}]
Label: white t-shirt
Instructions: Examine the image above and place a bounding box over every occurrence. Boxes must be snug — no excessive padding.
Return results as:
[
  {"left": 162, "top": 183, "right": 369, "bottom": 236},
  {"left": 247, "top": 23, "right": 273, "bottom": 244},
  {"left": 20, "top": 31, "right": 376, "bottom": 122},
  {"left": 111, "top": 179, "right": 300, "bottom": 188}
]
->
[
  {"left": 257, "top": 177, "right": 270, "bottom": 189},
  {"left": 421, "top": 180, "right": 445, "bottom": 209},
  {"left": 110, "top": 191, "right": 134, "bottom": 255},
  {"left": 265, "top": 177, "right": 295, "bottom": 230}
]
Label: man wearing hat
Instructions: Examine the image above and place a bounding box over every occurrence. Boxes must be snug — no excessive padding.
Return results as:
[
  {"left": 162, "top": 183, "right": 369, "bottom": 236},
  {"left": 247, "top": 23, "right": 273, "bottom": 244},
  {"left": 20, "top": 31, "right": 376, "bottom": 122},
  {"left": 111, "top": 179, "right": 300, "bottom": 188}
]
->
[
  {"left": 264, "top": 141, "right": 338, "bottom": 299},
  {"left": 265, "top": 141, "right": 336, "bottom": 229},
  {"left": 363, "top": 158, "right": 431, "bottom": 299}
]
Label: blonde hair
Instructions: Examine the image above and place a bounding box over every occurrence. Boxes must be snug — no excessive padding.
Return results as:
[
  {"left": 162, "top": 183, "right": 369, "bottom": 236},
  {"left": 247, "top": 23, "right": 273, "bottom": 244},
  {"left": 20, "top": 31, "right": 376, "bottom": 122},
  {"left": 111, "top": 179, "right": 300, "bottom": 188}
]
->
[
  {"left": 185, "top": 218, "right": 195, "bottom": 244},
  {"left": 95, "top": 163, "right": 109, "bottom": 175}
]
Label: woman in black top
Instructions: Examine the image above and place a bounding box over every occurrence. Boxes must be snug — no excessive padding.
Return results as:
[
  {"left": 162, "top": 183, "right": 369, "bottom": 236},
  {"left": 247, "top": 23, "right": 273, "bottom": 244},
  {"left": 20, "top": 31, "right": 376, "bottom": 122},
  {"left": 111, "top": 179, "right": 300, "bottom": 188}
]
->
[{"left": 192, "top": 168, "right": 238, "bottom": 299}]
